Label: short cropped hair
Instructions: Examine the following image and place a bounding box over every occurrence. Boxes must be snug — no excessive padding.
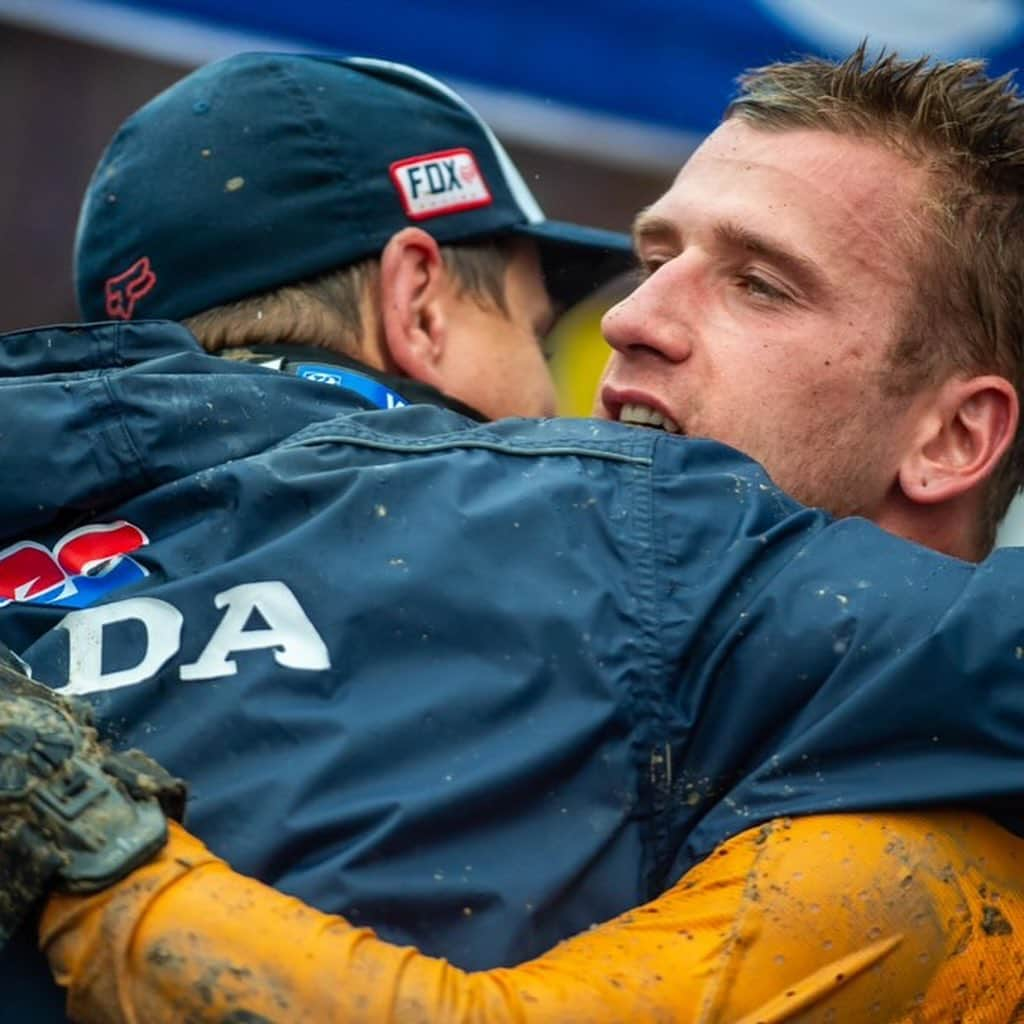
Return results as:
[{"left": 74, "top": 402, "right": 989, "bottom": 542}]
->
[
  {"left": 185, "top": 237, "right": 514, "bottom": 357},
  {"left": 728, "top": 44, "right": 1024, "bottom": 552}
]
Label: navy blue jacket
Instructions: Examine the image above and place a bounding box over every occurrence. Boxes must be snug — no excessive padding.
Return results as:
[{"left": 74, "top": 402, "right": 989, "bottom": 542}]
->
[{"left": 4, "top": 320, "right": 1024, "bottom": 1019}]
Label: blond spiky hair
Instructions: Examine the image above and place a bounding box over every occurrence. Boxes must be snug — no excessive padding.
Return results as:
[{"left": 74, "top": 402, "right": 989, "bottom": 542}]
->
[{"left": 727, "top": 44, "right": 1024, "bottom": 552}]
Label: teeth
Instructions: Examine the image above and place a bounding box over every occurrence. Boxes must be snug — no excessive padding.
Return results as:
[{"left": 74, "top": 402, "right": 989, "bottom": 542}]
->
[{"left": 618, "top": 402, "right": 680, "bottom": 434}]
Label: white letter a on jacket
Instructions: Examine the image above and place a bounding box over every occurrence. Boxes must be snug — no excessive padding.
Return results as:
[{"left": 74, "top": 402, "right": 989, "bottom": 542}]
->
[{"left": 179, "top": 581, "right": 330, "bottom": 681}]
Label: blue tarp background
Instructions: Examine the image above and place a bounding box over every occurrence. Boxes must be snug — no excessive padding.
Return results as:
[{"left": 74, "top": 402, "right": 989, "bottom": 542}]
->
[{"left": 96, "top": 0, "right": 1024, "bottom": 136}]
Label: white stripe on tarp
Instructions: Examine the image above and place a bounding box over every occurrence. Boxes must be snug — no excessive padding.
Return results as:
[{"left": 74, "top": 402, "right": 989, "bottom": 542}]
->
[
  {"left": 448, "top": 82, "right": 697, "bottom": 173},
  {"left": 0, "top": 0, "right": 698, "bottom": 173},
  {"left": 0, "top": 0, "right": 301, "bottom": 65}
]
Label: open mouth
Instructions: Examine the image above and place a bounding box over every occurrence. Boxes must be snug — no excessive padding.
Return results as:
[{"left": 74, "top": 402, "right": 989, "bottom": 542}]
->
[{"left": 617, "top": 401, "right": 681, "bottom": 434}]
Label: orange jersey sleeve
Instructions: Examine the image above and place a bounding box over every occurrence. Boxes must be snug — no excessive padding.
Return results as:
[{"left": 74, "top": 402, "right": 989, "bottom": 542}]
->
[{"left": 39, "top": 809, "right": 1024, "bottom": 1023}]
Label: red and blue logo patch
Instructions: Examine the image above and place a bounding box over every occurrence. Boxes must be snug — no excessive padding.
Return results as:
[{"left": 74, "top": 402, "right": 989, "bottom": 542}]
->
[{"left": 0, "top": 521, "right": 149, "bottom": 609}]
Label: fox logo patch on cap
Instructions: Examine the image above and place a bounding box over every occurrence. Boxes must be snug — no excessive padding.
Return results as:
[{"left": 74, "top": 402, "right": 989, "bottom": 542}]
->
[
  {"left": 390, "top": 148, "right": 492, "bottom": 220},
  {"left": 105, "top": 257, "right": 157, "bottom": 320}
]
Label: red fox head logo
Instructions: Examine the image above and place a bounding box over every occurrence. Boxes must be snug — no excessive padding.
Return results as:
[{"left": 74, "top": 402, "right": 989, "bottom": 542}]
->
[{"left": 104, "top": 257, "right": 157, "bottom": 320}]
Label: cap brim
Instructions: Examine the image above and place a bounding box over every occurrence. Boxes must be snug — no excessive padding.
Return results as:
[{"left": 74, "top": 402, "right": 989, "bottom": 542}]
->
[{"left": 515, "top": 220, "right": 634, "bottom": 311}]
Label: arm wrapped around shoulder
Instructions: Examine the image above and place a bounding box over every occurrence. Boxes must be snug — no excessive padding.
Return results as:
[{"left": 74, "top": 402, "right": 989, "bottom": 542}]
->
[{"left": 40, "top": 808, "right": 1024, "bottom": 1023}]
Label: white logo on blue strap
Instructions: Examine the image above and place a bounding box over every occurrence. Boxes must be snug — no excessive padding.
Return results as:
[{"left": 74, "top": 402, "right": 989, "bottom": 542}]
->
[{"left": 296, "top": 365, "right": 409, "bottom": 410}]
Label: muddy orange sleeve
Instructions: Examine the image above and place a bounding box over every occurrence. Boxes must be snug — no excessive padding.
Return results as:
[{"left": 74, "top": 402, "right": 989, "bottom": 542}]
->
[{"left": 39, "top": 811, "right": 1024, "bottom": 1023}]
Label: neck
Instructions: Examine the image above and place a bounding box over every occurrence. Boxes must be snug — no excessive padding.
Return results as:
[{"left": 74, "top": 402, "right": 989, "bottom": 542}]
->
[{"left": 872, "top": 499, "right": 983, "bottom": 563}]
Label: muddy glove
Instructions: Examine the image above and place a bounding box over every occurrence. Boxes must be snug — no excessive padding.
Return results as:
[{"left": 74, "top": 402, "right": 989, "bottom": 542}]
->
[{"left": 0, "top": 644, "right": 184, "bottom": 948}]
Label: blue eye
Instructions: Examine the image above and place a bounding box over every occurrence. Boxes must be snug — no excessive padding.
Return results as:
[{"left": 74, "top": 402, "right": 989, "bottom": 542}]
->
[{"left": 741, "top": 274, "right": 788, "bottom": 302}]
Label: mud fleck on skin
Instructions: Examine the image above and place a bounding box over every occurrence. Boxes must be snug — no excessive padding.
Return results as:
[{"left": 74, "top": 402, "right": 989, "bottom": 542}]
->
[{"left": 979, "top": 904, "right": 1013, "bottom": 936}]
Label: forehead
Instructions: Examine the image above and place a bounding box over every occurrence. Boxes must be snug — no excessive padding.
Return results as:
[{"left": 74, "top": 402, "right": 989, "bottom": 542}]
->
[{"left": 643, "top": 120, "right": 929, "bottom": 287}]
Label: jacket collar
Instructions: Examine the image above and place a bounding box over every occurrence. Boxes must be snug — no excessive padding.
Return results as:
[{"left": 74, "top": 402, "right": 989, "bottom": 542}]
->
[{"left": 245, "top": 344, "right": 487, "bottom": 421}]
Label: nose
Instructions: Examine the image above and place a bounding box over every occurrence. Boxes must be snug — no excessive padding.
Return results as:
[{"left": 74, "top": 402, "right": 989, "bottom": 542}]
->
[{"left": 600, "top": 260, "right": 694, "bottom": 363}]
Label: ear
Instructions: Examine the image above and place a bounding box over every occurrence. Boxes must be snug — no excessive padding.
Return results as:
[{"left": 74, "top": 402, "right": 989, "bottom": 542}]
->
[
  {"left": 899, "top": 375, "right": 1019, "bottom": 505},
  {"left": 377, "top": 227, "right": 451, "bottom": 388}
]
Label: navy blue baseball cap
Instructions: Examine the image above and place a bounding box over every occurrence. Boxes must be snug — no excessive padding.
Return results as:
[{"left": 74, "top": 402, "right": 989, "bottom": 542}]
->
[{"left": 75, "top": 52, "right": 633, "bottom": 323}]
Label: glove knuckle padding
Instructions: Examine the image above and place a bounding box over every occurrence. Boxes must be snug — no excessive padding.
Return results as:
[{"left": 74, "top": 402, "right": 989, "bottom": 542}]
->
[{"left": 0, "top": 646, "right": 181, "bottom": 948}]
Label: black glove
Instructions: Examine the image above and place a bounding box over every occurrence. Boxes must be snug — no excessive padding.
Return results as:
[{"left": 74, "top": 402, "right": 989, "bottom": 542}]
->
[{"left": 0, "top": 644, "right": 185, "bottom": 948}]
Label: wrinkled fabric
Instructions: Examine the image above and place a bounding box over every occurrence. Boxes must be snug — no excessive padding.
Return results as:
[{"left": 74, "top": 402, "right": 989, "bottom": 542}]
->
[{"left": 2, "top": 320, "right": 1024, "bottom": 1021}]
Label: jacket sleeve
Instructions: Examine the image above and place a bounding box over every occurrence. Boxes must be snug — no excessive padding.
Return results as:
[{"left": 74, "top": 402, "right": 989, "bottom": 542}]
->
[{"left": 40, "top": 809, "right": 1017, "bottom": 1024}]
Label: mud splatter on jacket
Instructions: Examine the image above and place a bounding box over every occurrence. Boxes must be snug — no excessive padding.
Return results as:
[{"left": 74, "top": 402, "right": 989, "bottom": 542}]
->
[{"left": 2, "top": 319, "right": 1024, "bottom": 1019}]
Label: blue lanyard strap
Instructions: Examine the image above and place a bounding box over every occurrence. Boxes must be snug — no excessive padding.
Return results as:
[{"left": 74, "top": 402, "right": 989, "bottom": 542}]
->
[{"left": 294, "top": 364, "right": 409, "bottom": 410}]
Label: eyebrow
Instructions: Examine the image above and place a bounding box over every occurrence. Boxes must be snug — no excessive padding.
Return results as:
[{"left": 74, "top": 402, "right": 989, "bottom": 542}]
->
[
  {"left": 631, "top": 210, "right": 678, "bottom": 253},
  {"left": 631, "top": 211, "right": 831, "bottom": 302}
]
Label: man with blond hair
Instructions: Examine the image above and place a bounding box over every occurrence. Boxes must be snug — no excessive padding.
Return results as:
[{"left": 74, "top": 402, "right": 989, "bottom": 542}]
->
[{"left": 5, "top": 46, "right": 1024, "bottom": 1022}]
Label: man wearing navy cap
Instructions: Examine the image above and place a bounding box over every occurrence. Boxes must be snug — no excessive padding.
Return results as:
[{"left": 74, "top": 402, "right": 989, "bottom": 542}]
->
[
  {"left": 0, "top": 50, "right": 636, "bottom": 1022},
  {"left": 74, "top": 52, "right": 632, "bottom": 423}
]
